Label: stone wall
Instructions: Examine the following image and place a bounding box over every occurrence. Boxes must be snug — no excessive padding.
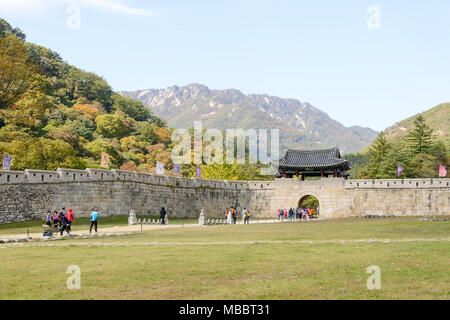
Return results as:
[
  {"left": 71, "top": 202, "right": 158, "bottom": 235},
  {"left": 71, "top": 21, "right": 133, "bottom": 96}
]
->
[
  {"left": 0, "top": 169, "right": 448, "bottom": 223},
  {"left": 344, "top": 179, "right": 450, "bottom": 217},
  {"left": 0, "top": 169, "right": 252, "bottom": 223}
]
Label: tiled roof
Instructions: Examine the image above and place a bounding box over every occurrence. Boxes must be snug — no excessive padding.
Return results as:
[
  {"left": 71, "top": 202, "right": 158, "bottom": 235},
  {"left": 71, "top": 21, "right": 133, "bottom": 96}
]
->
[{"left": 275, "top": 147, "right": 351, "bottom": 170}]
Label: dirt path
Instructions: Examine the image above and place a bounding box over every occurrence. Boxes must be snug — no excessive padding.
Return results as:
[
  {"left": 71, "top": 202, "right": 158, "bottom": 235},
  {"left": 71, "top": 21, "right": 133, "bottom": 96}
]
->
[
  {"left": 0, "top": 223, "right": 200, "bottom": 241},
  {"left": 0, "top": 218, "right": 307, "bottom": 241},
  {"left": 2, "top": 237, "right": 449, "bottom": 249}
]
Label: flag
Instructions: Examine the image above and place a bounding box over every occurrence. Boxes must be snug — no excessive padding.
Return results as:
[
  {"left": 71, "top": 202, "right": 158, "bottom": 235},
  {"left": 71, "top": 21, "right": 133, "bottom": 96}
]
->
[
  {"left": 397, "top": 164, "right": 403, "bottom": 177},
  {"left": 439, "top": 164, "right": 447, "bottom": 177},
  {"left": 2, "top": 154, "right": 12, "bottom": 170},
  {"left": 156, "top": 161, "right": 164, "bottom": 175},
  {"left": 101, "top": 152, "right": 109, "bottom": 168},
  {"left": 196, "top": 165, "right": 202, "bottom": 178},
  {"left": 173, "top": 163, "right": 181, "bottom": 175}
]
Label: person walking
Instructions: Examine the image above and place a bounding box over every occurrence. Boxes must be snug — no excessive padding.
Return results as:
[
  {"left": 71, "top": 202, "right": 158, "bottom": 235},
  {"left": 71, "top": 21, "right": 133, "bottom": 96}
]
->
[
  {"left": 277, "top": 209, "right": 281, "bottom": 221},
  {"left": 89, "top": 209, "right": 99, "bottom": 234},
  {"left": 160, "top": 207, "right": 167, "bottom": 226},
  {"left": 284, "top": 209, "right": 288, "bottom": 221},
  {"left": 231, "top": 207, "right": 237, "bottom": 224},
  {"left": 60, "top": 207, "right": 67, "bottom": 217},
  {"left": 241, "top": 208, "right": 247, "bottom": 224},
  {"left": 243, "top": 208, "right": 250, "bottom": 224},
  {"left": 302, "top": 208, "right": 307, "bottom": 220},
  {"left": 66, "top": 208, "right": 75, "bottom": 234},
  {"left": 58, "top": 211, "right": 69, "bottom": 236},
  {"left": 308, "top": 208, "right": 313, "bottom": 220}
]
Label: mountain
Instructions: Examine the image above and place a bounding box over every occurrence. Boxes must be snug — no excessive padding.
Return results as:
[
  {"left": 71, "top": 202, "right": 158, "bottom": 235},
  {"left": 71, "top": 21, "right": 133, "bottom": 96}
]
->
[
  {"left": 384, "top": 103, "right": 450, "bottom": 145},
  {"left": 122, "top": 84, "right": 378, "bottom": 153}
]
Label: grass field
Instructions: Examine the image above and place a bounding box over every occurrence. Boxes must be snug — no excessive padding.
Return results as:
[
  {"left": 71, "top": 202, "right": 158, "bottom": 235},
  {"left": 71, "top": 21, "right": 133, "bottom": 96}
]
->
[{"left": 0, "top": 217, "right": 448, "bottom": 300}]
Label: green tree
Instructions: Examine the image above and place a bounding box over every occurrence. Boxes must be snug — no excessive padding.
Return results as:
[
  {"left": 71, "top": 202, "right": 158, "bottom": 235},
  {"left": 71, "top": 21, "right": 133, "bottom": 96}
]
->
[
  {"left": 112, "top": 93, "right": 152, "bottom": 122},
  {"left": 405, "top": 153, "right": 439, "bottom": 178},
  {"left": 85, "top": 139, "right": 121, "bottom": 167},
  {"left": 405, "top": 115, "right": 434, "bottom": 154},
  {"left": 0, "top": 18, "right": 26, "bottom": 40},
  {"left": 137, "top": 122, "right": 159, "bottom": 144},
  {"left": 0, "top": 137, "right": 85, "bottom": 170},
  {"left": 65, "top": 68, "right": 113, "bottom": 111},
  {"left": 1, "top": 75, "right": 55, "bottom": 133},
  {"left": 95, "top": 113, "right": 128, "bottom": 138},
  {"left": 367, "top": 132, "right": 392, "bottom": 178}
]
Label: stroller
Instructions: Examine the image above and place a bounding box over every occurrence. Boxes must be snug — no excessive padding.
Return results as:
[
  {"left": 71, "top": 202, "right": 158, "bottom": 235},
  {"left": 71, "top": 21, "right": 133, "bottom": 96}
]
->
[{"left": 42, "top": 224, "right": 59, "bottom": 237}]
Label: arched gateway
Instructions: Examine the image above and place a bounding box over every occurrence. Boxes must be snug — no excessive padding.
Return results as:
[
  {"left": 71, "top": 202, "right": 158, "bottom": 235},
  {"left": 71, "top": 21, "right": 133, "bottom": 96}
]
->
[{"left": 264, "top": 178, "right": 344, "bottom": 219}]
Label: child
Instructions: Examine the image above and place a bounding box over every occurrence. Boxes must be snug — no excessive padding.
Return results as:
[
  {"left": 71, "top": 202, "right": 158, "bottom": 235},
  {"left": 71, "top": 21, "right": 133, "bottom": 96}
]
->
[
  {"left": 66, "top": 209, "right": 75, "bottom": 234},
  {"left": 45, "top": 211, "right": 52, "bottom": 226}
]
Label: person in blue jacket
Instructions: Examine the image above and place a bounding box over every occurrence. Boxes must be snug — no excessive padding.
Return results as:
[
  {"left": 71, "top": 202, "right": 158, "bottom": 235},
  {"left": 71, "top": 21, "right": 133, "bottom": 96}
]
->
[{"left": 89, "top": 209, "right": 99, "bottom": 234}]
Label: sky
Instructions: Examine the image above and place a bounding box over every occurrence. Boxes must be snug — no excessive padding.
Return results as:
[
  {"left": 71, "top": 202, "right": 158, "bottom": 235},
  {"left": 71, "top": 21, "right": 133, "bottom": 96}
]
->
[{"left": 1, "top": 0, "right": 449, "bottom": 131}]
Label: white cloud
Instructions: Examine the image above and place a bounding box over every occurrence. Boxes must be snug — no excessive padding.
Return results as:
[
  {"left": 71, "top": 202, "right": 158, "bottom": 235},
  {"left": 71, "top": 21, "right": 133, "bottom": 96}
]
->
[
  {"left": 0, "top": 0, "right": 54, "bottom": 15},
  {"left": 71, "top": 0, "right": 156, "bottom": 16},
  {"left": 0, "top": 0, "right": 156, "bottom": 17}
]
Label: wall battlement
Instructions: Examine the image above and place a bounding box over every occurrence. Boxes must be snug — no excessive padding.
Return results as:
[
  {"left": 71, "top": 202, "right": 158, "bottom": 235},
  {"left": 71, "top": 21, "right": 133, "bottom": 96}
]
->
[
  {"left": 0, "top": 168, "right": 248, "bottom": 190},
  {"left": 345, "top": 178, "right": 450, "bottom": 189},
  {"left": 2, "top": 169, "right": 448, "bottom": 190}
]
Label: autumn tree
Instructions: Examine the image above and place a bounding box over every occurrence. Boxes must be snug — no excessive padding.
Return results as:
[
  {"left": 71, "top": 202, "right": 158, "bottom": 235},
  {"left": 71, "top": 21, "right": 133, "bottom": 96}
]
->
[
  {"left": 95, "top": 113, "right": 129, "bottom": 138},
  {"left": 0, "top": 35, "right": 39, "bottom": 108}
]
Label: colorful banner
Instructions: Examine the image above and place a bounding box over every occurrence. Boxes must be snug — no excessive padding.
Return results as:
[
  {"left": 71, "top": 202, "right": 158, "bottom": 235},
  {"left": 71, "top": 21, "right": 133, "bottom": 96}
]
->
[
  {"left": 101, "top": 152, "right": 109, "bottom": 168},
  {"left": 397, "top": 164, "right": 403, "bottom": 177},
  {"left": 196, "top": 165, "right": 202, "bottom": 178},
  {"left": 439, "top": 164, "right": 447, "bottom": 177},
  {"left": 173, "top": 163, "right": 181, "bottom": 175},
  {"left": 2, "top": 154, "right": 12, "bottom": 170},
  {"left": 156, "top": 161, "right": 164, "bottom": 175}
]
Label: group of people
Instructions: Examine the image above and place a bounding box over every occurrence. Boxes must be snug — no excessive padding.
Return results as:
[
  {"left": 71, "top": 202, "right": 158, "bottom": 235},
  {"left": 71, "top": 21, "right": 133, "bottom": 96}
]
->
[
  {"left": 277, "top": 207, "right": 316, "bottom": 221},
  {"left": 45, "top": 207, "right": 75, "bottom": 236},
  {"left": 44, "top": 207, "right": 100, "bottom": 236},
  {"left": 224, "top": 207, "right": 251, "bottom": 224}
]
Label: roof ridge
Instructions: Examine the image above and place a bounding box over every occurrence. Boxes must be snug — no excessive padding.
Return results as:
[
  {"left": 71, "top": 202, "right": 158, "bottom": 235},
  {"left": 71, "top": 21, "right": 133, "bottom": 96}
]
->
[{"left": 286, "top": 147, "right": 338, "bottom": 153}]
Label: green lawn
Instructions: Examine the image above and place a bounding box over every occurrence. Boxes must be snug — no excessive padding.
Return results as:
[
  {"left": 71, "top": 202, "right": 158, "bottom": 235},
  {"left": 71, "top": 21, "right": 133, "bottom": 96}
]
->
[{"left": 0, "top": 217, "right": 448, "bottom": 300}]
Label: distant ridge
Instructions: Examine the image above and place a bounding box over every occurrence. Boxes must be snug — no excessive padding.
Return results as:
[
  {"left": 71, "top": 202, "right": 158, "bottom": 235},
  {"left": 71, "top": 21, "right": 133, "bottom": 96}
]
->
[
  {"left": 385, "top": 103, "right": 450, "bottom": 145},
  {"left": 122, "top": 84, "right": 378, "bottom": 153}
]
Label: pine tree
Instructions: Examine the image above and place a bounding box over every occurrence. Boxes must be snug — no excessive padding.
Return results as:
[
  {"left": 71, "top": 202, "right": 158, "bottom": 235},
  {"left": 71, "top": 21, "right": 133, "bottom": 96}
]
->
[
  {"left": 405, "top": 115, "right": 434, "bottom": 154},
  {"left": 367, "top": 131, "right": 392, "bottom": 178}
]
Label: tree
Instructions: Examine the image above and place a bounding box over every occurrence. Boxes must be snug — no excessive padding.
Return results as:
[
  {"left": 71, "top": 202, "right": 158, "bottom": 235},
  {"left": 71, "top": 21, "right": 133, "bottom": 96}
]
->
[
  {"left": 0, "top": 35, "right": 39, "bottom": 108},
  {"left": 405, "top": 153, "right": 439, "bottom": 178},
  {"left": 0, "top": 18, "right": 26, "bottom": 40},
  {"left": 85, "top": 139, "right": 121, "bottom": 167},
  {"left": 137, "top": 122, "right": 159, "bottom": 144},
  {"left": 367, "top": 132, "right": 392, "bottom": 178},
  {"left": 95, "top": 113, "right": 129, "bottom": 138},
  {"left": 1, "top": 75, "right": 55, "bottom": 133},
  {"left": 405, "top": 115, "right": 434, "bottom": 154},
  {"left": 112, "top": 93, "right": 152, "bottom": 122},
  {"left": 65, "top": 68, "right": 113, "bottom": 111},
  {"left": 300, "top": 196, "right": 319, "bottom": 209},
  {"left": 73, "top": 103, "right": 104, "bottom": 120},
  {"left": 0, "top": 137, "right": 85, "bottom": 170}
]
